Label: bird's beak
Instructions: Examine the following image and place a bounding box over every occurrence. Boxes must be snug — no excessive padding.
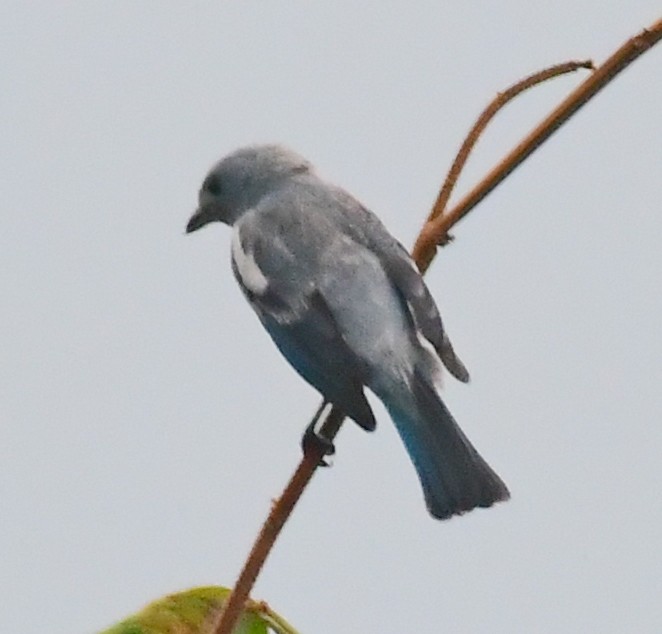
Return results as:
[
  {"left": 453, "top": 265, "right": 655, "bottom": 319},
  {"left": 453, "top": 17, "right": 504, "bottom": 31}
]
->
[{"left": 186, "top": 207, "right": 212, "bottom": 234}]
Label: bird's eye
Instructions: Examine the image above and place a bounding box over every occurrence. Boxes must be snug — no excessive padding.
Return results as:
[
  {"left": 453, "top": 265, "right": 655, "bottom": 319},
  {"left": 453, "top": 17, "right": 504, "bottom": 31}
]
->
[{"left": 202, "top": 173, "right": 222, "bottom": 195}]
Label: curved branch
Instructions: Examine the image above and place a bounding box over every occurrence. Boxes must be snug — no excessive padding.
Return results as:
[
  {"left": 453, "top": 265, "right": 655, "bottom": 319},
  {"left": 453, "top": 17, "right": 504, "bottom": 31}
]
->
[
  {"left": 413, "top": 19, "right": 662, "bottom": 273},
  {"left": 428, "top": 60, "right": 593, "bottom": 238},
  {"left": 211, "top": 17, "right": 662, "bottom": 634}
]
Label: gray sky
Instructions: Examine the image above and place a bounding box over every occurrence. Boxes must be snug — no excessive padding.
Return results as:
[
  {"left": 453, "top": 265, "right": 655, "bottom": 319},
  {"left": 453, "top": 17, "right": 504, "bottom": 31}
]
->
[{"left": 2, "top": 3, "right": 661, "bottom": 633}]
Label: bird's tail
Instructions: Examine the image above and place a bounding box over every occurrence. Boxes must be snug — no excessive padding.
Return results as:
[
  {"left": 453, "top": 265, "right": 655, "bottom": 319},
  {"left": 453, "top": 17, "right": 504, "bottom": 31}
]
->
[{"left": 383, "top": 367, "right": 509, "bottom": 520}]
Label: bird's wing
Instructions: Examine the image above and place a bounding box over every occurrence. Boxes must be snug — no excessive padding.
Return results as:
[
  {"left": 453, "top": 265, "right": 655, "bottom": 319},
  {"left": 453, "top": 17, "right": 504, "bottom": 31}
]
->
[
  {"left": 327, "top": 188, "right": 470, "bottom": 383},
  {"left": 379, "top": 243, "right": 469, "bottom": 383},
  {"left": 231, "top": 210, "right": 376, "bottom": 431}
]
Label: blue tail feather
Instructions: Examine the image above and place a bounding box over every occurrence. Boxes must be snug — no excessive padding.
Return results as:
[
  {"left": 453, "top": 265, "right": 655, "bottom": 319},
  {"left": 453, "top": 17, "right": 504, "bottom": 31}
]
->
[{"left": 385, "top": 369, "right": 509, "bottom": 520}]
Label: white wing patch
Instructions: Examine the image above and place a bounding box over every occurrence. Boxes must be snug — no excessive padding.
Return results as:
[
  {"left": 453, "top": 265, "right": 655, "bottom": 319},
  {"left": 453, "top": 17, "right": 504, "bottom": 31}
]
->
[{"left": 231, "top": 228, "right": 269, "bottom": 295}]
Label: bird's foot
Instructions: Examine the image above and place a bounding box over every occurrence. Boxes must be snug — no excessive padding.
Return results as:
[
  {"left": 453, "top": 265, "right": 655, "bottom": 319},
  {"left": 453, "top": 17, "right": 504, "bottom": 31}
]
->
[{"left": 301, "top": 402, "right": 336, "bottom": 467}]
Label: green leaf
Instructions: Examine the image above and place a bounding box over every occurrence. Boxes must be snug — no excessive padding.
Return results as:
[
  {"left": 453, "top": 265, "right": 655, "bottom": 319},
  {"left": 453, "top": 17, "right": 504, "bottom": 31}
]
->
[{"left": 100, "top": 586, "right": 274, "bottom": 634}]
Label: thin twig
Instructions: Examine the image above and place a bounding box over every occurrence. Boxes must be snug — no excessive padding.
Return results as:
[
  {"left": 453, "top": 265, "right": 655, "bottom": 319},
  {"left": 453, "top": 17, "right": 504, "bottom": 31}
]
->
[
  {"left": 426, "top": 60, "right": 593, "bottom": 247},
  {"left": 209, "top": 407, "right": 344, "bottom": 634},
  {"left": 211, "top": 18, "right": 662, "bottom": 634},
  {"left": 413, "top": 19, "right": 662, "bottom": 273}
]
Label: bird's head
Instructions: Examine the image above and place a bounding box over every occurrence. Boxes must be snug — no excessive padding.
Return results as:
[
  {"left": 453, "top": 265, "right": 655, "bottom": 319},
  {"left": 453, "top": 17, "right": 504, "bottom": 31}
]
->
[{"left": 186, "top": 144, "right": 312, "bottom": 233}]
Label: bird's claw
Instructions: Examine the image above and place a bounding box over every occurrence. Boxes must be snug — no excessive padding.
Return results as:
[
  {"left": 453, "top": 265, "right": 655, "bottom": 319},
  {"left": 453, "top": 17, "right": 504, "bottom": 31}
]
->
[{"left": 301, "top": 417, "right": 336, "bottom": 467}]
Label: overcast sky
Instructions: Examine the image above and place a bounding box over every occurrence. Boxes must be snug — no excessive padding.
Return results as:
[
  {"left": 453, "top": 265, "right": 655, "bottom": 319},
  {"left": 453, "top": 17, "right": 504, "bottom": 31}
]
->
[{"left": 2, "top": 3, "right": 661, "bottom": 633}]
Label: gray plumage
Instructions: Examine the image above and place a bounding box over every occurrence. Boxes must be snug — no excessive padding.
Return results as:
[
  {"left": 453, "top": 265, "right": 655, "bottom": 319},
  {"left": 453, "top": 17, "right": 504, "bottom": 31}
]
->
[{"left": 187, "top": 144, "right": 509, "bottom": 519}]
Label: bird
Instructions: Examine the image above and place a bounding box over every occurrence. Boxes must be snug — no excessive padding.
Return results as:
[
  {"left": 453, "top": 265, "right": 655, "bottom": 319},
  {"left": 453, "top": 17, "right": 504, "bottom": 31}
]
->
[{"left": 186, "top": 144, "right": 509, "bottom": 519}]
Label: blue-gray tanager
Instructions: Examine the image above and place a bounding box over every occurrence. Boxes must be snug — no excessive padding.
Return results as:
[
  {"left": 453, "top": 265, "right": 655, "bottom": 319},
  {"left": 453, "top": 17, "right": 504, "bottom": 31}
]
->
[{"left": 186, "top": 145, "right": 509, "bottom": 519}]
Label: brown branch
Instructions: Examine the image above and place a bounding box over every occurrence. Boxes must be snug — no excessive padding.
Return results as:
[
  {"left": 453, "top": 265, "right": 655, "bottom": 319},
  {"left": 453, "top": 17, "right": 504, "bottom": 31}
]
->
[
  {"left": 210, "top": 17, "right": 662, "bottom": 634},
  {"left": 210, "top": 455, "right": 318, "bottom": 633},
  {"left": 209, "top": 406, "right": 343, "bottom": 634},
  {"left": 413, "top": 18, "right": 662, "bottom": 273},
  {"left": 425, "top": 59, "right": 593, "bottom": 254}
]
